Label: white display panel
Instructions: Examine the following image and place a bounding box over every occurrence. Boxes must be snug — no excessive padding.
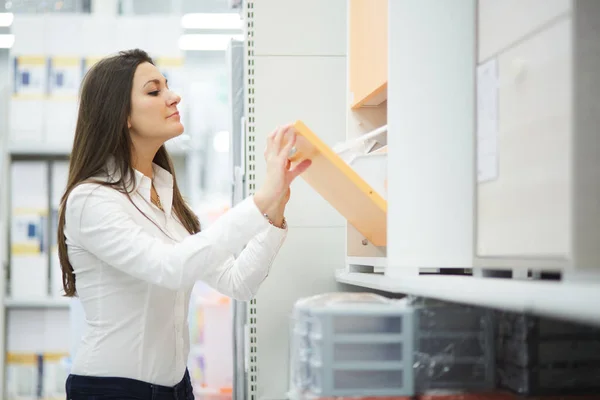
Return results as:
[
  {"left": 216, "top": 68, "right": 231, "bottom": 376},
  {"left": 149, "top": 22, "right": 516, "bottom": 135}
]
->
[
  {"left": 387, "top": 0, "right": 474, "bottom": 274},
  {"left": 254, "top": 0, "right": 346, "bottom": 57},
  {"left": 477, "top": 17, "right": 572, "bottom": 259},
  {"left": 478, "top": 0, "right": 571, "bottom": 63},
  {"left": 253, "top": 56, "right": 347, "bottom": 228},
  {"left": 244, "top": 1, "right": 349, "bottom": 399}
]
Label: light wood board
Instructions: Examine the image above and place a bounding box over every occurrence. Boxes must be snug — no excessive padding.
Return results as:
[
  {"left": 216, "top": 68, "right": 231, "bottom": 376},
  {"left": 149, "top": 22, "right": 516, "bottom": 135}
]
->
[{"left": 290, "top": 120, "right": 387, "bottom": 246}]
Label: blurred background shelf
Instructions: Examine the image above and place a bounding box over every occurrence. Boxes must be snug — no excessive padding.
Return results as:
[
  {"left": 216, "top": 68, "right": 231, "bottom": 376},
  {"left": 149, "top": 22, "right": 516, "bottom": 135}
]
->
[{"left": 4, "top": 298, "right": 71, "bottom": 309}]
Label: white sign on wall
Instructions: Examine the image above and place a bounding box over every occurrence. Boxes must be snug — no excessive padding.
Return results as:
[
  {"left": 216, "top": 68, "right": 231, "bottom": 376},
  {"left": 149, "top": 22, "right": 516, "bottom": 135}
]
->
[
  {"left": 49, "top": 57, "right": 83, "bottom": 97},
  {"left": 476, "top": 58, "right": 499, "bottom": 183},
  {"left": 83, "top": 57, "right": 102, "bottom": 77},
  {"left": 13, "top": 55, "right": 48, "bottom": 97}
]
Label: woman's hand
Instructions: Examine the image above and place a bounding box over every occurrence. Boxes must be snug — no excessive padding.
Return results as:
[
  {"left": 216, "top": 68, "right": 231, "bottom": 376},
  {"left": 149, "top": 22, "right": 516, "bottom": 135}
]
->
[{"left": 253, "top": 124, "right": 312, "bottom": 227}]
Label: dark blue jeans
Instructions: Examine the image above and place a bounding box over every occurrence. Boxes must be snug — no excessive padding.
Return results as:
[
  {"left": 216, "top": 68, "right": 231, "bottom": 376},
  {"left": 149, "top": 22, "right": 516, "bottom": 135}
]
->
[{"left": 65, "top": 369, "right": 194, "bottom": 400}]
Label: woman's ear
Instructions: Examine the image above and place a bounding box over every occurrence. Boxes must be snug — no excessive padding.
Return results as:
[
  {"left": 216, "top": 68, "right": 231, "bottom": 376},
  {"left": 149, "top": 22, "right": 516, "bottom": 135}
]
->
[{"left": 127, "top": 117, "right": 132, "bottom": 129}]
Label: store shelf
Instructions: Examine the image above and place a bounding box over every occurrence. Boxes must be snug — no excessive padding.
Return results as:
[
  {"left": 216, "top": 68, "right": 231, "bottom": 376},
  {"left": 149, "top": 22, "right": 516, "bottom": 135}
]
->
[
  {"left": 4, "top": 298, "right": 70, "bottom": 308},
  {"left": 291, "top": 120, "right": 387, "bottom": 246},
  {"left": 347, "top": 256, "right": 387, "bottom": 268},
  {"left": 9, "top": 143, "right": 189, "bottom": 157},
  {"left": 193, "top": 386, "right": 232, "bottom": 397},
  {"left": 335, "top": 269, "right": 600, "bottom": 327},
  {"left": 9, "top": 144, "right": 71, "bottom": 156}
]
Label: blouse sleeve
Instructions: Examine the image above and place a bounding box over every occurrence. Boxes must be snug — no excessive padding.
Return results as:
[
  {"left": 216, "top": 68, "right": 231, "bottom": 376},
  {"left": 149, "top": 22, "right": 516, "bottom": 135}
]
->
[{"left": 65, "top": 184, "right": 287, "bottom": 300}]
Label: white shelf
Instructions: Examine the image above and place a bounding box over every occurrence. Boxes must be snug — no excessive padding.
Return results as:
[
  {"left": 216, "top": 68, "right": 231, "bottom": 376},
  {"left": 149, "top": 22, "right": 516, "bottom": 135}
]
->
[
  {"left": 347, "top": 256, "right": 387, "bottom": 268},
  {"left": 4, "top": 298, "right": 71, "bottom": 308},
  {"left": 8, "top": 144, "right": 189, "bottom": 157},
  {"left": 192, "top": 386, "right": 232, "bottom": 397},
  {"left": 9, "top": 145, "right": 71, "bottom": 156},
  {"left": 335, "top": 269, "right": 600, "bottom": 327}
]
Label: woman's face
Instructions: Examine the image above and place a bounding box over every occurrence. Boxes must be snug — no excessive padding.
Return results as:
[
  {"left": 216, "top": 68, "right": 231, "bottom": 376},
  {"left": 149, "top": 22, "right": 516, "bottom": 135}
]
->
[{"left": 128, "top": 62, "right": 183, "bottom": 144}]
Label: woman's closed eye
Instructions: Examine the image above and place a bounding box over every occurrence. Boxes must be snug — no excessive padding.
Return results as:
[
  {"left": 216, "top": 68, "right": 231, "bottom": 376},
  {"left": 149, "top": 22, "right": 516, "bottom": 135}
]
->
[{"left": 148, "top": 90, "right": 160, "bottom": 96}]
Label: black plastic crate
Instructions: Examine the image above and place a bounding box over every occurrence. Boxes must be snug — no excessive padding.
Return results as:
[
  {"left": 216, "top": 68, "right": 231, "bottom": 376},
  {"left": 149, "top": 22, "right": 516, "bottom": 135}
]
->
[
  {"left": 411, "top": 298, "right": 495, "bottom": 392},
  {"left": 495, "top": 311, "right": 600, "bottom": 395},
  {"left": 497, "top": 361, "right": 600, "bottom": 396}
]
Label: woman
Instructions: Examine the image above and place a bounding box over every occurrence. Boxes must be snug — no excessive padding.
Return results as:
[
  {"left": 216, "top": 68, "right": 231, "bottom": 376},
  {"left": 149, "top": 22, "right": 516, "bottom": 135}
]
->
[{"left": 58, "top": 49, "right": 310, "bottom": 399}]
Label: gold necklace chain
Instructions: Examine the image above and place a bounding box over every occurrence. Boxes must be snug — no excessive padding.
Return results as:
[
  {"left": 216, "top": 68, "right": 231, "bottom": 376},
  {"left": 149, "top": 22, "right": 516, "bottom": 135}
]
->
[{"left": 151, "top": 182, "right": 164, "bottom": 211}]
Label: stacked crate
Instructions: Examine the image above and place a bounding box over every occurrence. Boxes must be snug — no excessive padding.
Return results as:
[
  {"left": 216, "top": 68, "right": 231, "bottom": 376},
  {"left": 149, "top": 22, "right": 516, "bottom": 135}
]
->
[
  {"left": 495, "top": 312, "right": 600, "bottom": 396},
  {"left": 288, "top": 293, "right": 414, "bottom": 398},
  {"left": 411, "top": 298, "right": 495, "bottom": 392}
]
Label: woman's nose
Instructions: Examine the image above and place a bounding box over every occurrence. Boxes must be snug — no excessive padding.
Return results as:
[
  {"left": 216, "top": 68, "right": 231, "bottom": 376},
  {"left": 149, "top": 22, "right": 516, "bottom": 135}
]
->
[{"left": 168, "top": 90, "right": 181, "bottom": 106}]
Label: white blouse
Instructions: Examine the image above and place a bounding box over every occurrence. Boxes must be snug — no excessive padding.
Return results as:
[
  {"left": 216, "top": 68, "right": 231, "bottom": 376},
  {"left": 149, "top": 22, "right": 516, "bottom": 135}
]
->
[{"left": 65, "top": 162, "right": 287, "bottom": 386}]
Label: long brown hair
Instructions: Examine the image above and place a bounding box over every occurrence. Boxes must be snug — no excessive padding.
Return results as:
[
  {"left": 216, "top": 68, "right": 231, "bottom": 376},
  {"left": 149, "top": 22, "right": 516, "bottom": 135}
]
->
[{"left": 58, "top": 49, "right": 200, "bottom": 297}]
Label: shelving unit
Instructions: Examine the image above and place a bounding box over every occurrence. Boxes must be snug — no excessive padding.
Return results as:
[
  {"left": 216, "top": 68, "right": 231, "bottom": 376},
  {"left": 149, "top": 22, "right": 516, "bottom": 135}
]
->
[
  {"left": 244, "top": 1, "right": 600, "bottom": 398},
  {"left": 329, "top": 0, "right": 600, "bottom": 334},
  {"left": 344, "top": 0, "right": 388, "bottom": 273},
  {"left": 335, "top": 270, "right": 600, "bottom": 327}
]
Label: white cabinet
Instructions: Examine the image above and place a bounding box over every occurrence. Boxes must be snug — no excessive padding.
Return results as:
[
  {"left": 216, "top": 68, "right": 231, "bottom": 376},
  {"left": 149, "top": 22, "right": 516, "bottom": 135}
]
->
[
  {"left": 477, "top": 0, "right": 572, "bottom": 62},
  {"left": 477, "top": 17, "right": 572, "bottom": 259},
  {"left": 475, "top": 2, "right": 600, "bottom": 274}
]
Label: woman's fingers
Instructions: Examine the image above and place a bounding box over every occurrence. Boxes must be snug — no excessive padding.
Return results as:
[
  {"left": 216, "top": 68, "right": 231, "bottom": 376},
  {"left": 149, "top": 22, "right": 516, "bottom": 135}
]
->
[
  {"left": 287, "top": 159, "right": 312, "bottom": 182},
  {"left": 281, "top": 130, "right": 296, "bottom": 159},
  {"left": 273, "top": 125, "right": 287, "bottom": 153},
  {"left": 264, "top": 127, "right": 278, "bottom": 160},
  {"left": 265, "top": 123, "right": 299, "bottom": 166}
]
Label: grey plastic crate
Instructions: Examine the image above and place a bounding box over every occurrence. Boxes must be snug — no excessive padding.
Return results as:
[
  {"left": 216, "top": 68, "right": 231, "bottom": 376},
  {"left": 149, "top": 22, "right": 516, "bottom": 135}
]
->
[
  {"left": 412, "top": 300, "right": 495, "bottom": 392},
  {"left": 290, "top": 297, "right": 414, "bottom": 398}
]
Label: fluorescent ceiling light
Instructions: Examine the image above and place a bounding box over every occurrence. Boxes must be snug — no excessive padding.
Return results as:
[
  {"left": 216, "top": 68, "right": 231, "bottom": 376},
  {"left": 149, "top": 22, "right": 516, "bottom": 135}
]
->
[
  {"left": 0, "top": 12, "right": 14, "bottom": 27},
  {"left": 179, "top": 34, "right": 243, "bottom": 51},
  {"left": 0, "top": 34, "right": 15, "bottom": 49},
  {"left": 181, "top": 13, "right": 243, "bottom": 30}
]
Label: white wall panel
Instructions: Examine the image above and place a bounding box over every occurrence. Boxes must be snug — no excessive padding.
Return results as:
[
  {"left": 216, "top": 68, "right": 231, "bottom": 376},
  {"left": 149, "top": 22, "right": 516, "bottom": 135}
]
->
[
  {"left": 253, "top": 0, "right": 346, "bottom": 56},
  {"left": 11, "top": 16, "right": 46, "bottom": 55},
  {"left": 81, "top": 16, "right": 119, "bottom": 57},
  {"left": 45, "top": 15, "right": 84, "bottom": 56},
  {"left": 478, "top": 0, "right": 572, "bottom": 62},
  {"left": 254, "top": 226, "right": 346, "bottom": 399},
  {"left": 144, "top": 16, "right": 183, "bottom": 58},
  {"left": 245, "top": 1, "right": 348, "bottom": 398},
  {"left": 253, "top": 56, "right": 347, "bottom": 228},
  {"left": 116, "top": 17, "right": 148, "bottom": 53}
]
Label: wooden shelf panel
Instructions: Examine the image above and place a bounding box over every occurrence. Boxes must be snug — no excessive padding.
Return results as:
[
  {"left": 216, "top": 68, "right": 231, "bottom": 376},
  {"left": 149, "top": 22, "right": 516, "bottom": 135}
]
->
[
  {"left": 352, "top": 82, "right": 388, "bottom": 109},
  {"left": 349, "top": 0, "right": 388, "bottom": 109},
  {"left": 291, "top": 120, "right": 387, "bottom": 246}
]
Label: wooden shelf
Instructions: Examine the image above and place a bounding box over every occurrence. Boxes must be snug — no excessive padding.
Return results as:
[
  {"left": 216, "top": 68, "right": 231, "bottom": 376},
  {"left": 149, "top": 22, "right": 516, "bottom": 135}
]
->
[
  {"left": 291, "top": 120, "right": 387, "bottom": 246},
  {"left": 349, "top": 0, "right": 388, "bottom": 109}
]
